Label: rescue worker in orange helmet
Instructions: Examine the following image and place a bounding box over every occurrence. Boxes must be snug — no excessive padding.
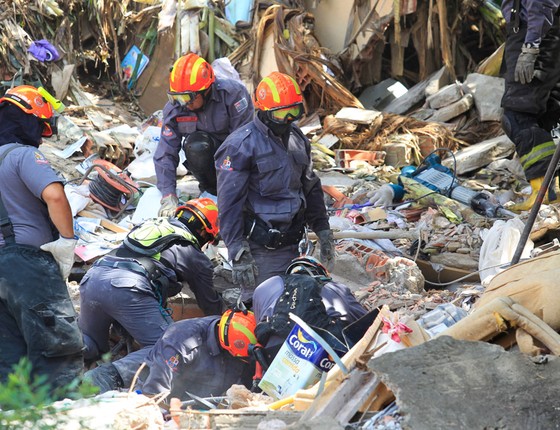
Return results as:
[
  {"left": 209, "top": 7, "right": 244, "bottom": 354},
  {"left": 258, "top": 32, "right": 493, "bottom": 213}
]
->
[
  {"left": 84, "top": 309, "right": 257, "bottom": 400},
  {"left": 0, "top": 85, "right": 83, "bottom": 393},
  {"left": 78, "top": 198, "right": 224, "bottom": 371},
  {"left": 214, "top": 72, "right": 335, "bottom": 300},
  {"left": 154, "top": 53, "right": 253, "bottom": 217}
]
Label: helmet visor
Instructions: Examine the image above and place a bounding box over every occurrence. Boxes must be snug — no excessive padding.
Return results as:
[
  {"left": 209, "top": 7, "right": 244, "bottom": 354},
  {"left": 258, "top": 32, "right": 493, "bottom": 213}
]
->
[
  {"left": 268, "top": 103, "right": 304, "bottom": 124},
  {"left": 167, "top": 91, "right": 200, "bottom": 106}
]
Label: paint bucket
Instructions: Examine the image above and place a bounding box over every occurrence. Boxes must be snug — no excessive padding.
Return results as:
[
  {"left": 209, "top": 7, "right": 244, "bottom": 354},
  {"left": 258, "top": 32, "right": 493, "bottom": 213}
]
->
[{"left": 258, "top": 322, "right": 337, "bottom": 400}]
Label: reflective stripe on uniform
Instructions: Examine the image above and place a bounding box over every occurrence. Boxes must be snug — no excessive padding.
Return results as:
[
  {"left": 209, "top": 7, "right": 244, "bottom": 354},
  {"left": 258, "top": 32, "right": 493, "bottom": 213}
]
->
[{"left": 519, "top": 140, "right": 556, "bottom": 170}]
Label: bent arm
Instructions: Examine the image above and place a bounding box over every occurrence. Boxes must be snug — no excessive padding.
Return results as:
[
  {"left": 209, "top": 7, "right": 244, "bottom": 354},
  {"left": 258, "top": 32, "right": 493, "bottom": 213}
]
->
[{"left": 41, "top": 182, "right": 74, "bottom": 238}]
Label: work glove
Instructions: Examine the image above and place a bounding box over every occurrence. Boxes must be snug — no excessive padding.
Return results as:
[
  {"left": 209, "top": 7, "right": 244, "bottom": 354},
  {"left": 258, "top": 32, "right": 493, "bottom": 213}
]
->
[
  {"left": 158, "top": 194, "right": 179, "bottom": 218},
  {"left": 40, "top": 236, "right": 77, "bottom": 280},
  {"left": 368, "top": 184, "right": 395, "bottom": 208},
  {"left": 514, "top": 44, "right": 539, "bottom": 85},
  {"left": 316, "top": 229, "right": 335, "bottom": 272},
  {"left": 232, "top": 243, "right": 259, "bottom": 288}
]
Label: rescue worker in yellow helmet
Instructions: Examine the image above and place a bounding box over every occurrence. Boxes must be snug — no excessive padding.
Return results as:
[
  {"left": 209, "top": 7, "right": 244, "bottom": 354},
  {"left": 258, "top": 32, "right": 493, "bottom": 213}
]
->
[
  {"left": 0, "top": 85, "right": 83, "bottom": 393},
  {"left": 154, "top": 53, "right": 253, "bottom": 217}
]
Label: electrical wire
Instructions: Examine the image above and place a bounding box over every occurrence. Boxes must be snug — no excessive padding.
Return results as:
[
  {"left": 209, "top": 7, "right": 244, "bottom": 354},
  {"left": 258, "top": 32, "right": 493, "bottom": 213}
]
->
[{"left": 88, "top": 175, "right": 125, "bottom": 210}]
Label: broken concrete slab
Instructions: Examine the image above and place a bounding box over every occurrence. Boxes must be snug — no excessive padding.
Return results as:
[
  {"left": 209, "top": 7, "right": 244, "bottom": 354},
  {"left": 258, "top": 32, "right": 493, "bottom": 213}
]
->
[
  {"left": 384, "top": 67, "right": 451, "bottom": 115},
  {"left": 429, "top": 93, "right": 473, "bottom": 123},
  {"left": 463, "top": 73, "right": 505, "bottom": 122},
  {"left": 370, "top": 336, "right": 560, "bottom": 430},
  {"left": 441, "top": 134, "right": 515, "bottom": 175},
  {"left": 426, "top": 82, "right": 463, "bottom": 110}
]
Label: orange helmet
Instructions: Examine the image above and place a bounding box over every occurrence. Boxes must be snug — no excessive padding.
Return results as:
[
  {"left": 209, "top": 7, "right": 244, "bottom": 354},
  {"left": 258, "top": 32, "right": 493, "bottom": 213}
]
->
[
  {"left": 175, "top": 197, "right": 219, "bottom": 238},
  {"left": 0, "top": 85, "right": 56, "bottom": 137},
  {"left": 218, "top": 309, "right": 257, "bottom": 357},
  {"left": 254, "top": 72, "right": 303, "bottom": 111},
  {"left": 169, "top": 53, "right": 215, "bottom": 94}
]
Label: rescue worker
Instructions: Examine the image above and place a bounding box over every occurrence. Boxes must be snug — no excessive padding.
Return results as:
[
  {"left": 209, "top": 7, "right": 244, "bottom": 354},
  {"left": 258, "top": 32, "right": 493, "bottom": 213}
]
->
[
  {"left": 78, "top": 198, "right": 223, "bottom": 363},
  {"left": 252, "top": 256, "right": 368, "bottom": 353},
  {"left": 0, "top": 85, "right": 83, "bottom": 391},
  {"left": 500, "top": 0, "right": 560, "bottom": 211},
  {"left": 84, "top": 309, "right": 257, "bottom": 401},
  {"left": 215, "top": 72, "right": 335, "bottom": 299},
  {"left": 155, "top": 52, "right": 253, "bottom": 217}
]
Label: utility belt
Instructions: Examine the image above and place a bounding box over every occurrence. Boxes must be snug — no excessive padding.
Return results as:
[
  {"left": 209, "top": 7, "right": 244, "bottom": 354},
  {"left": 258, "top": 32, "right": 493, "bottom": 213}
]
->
[
  {"left": 94, "top": 254, "right": 169, "bottom": 295},
  {"left": 244, "top": 215, "right": 304, "bottom": 250}
]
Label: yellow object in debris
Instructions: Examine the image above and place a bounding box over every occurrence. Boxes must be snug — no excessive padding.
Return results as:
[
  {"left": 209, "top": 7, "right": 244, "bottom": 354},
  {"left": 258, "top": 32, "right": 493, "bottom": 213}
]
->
[
  {"left": 510, "top": 177, "right": 547, "bottom": 212},
  {"left": 38, "top": 87, "right": 65, "bottom": 113},
  {"left": 283, "top": 29, "right": 290, "bottom": 39}
]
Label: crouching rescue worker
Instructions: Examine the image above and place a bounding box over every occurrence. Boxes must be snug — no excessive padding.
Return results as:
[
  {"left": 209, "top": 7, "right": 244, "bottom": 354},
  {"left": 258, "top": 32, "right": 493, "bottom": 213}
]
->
[
  {"left": 215, "top": 72, "right": 335, "bottom": 299},
  {"left": 79, "top": 198, "right": 223, "bottom": 363},
  {"left": 154, "top": 52, "right": 253, "bottom": 216},
  {"left": 0, "top": 85, "right": 83, "bottom": 391},
  {"left": 500, "top": 0, "right": 560, "bottom": 211},
  {"left": 84, "top": 309, "right": 257, "bottom": 401},
  {"left": 252, "top": 256, "right": 368, "bottom": 356}
]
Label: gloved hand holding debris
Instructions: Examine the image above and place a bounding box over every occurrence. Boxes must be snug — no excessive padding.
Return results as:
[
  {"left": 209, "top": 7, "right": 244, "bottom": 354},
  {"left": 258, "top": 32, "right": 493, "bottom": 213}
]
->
[
  {"left": 368, "top": 184, "right": 396, "bottom": 208},
  {"left": 316, "top": 229, "right": 335, "bottom": 271},
  {"left": 158, "top": 194, "right": 179, "bottom": 217},
  {"left": 232, "top": 242, "right": 259, "bottom": 287},
  {"left": 40, "top": 236, "right": 77, "bottom": 280}
]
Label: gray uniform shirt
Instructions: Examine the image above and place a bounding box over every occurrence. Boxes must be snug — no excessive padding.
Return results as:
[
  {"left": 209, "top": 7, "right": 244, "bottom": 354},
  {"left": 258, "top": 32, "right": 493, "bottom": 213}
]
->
[
  {"left": 153, "top": 78, "right": 253, "bottom": 196},
  {"left": 0, "top": 144, "right": 61, "bottom": 247}
]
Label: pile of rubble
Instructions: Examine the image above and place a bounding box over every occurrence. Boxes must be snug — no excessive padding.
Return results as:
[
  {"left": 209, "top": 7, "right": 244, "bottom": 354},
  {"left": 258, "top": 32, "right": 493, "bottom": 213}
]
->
[{"left": 2, "top": 0, "right": 560, "bottom": 428}]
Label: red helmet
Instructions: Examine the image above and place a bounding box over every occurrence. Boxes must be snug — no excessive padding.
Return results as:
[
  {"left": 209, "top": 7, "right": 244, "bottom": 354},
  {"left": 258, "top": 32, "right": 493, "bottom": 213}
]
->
[
  {"left": 175, "top": 197, "right": 219, "bottom": 238},
  {"left": 169, "top": 53, "right": 215, "bottom": 94},
  {"left": 0, "top": 85, "right": 56, "bottom": 137},
  {"left": 254, "top": 72, "right": 303, "bottom": 111},
  {"left": 218, "top": 309, "right": 257, "bottom": 357}
]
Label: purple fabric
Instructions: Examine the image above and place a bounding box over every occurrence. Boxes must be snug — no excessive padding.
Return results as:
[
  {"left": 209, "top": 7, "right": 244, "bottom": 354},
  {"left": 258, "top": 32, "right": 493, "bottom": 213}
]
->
[{"left": 28, "top": 40, "right": 60, "bottom": 62}]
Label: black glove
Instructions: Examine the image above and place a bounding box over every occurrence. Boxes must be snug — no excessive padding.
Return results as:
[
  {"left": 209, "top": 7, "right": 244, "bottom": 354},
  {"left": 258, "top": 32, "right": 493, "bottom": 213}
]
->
[
  {"left": 514, "top": 44, "right": 539, "bottom": 85},
  {"left": 316, "top": 229, "right": 335, "bottom": 271},
  {"left": 232, "top": 243, "right": 259, "bottom": 287}
]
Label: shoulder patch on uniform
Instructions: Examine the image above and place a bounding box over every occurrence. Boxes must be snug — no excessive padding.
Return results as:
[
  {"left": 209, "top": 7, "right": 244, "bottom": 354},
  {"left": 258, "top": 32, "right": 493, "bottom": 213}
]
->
[
  {"left": 219, "top": 155, "right": 233, "bottom": 171},
  {"left": 162, "top": 125, "right": 174, "bottom": 137},
  {"left": 234, "top": 97, "right": 249, "bottom": 113},
  {"left": 165, "top": 353, "right": 180, "bottom": 372},
  {"left": 33, "top": 151, "right": 49, "bottom": 165}
]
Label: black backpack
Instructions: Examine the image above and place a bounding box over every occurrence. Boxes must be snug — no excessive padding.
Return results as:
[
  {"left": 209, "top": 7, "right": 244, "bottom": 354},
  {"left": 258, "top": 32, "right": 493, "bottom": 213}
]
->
[{"left": 254, "top": 274, "right": 345, "bottom": 346}]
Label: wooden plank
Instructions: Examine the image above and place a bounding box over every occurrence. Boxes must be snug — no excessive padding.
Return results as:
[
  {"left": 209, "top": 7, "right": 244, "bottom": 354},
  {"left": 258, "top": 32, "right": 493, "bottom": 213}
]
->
[{"left": 77, "top": 210, "right": 130, "bottom": 233}]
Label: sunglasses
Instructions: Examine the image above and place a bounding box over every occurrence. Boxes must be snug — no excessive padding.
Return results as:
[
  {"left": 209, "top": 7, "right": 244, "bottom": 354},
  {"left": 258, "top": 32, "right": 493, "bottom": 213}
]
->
[
  {"left": 268, "top": 103, "right": 304, "bottom": 124},
  {"left": 167, "top": 91, "right": 203, "bottom": 106}
]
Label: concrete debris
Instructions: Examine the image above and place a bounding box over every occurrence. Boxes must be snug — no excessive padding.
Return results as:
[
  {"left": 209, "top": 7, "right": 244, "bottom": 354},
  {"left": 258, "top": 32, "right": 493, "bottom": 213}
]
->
[{"left": 370, "top": 337, "right": 560, "bottom": 429}]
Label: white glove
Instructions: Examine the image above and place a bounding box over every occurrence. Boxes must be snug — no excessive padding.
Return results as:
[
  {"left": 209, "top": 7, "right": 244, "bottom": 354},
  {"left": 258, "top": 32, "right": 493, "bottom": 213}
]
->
[
  {"left": 368, "top": 184, "right": 395, "bottom": 208},
  {"left": 158, "top": 194, "right": 179, "bottom": 217},
  {"left": 40, "top": 237, "right": 77, "bottom": 280}
]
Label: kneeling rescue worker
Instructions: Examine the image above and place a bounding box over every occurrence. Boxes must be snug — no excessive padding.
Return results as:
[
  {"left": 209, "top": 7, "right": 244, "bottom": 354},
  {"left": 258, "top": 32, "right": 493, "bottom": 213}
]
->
[
  {"left": 0, "top": 85, "right": 83, "bottom": 392},
  {"left": 79, "top": 197, "right": 223, "bottom": 363},
  {"left": 84, "top": 309, "right": 257, "bottom": 401}
]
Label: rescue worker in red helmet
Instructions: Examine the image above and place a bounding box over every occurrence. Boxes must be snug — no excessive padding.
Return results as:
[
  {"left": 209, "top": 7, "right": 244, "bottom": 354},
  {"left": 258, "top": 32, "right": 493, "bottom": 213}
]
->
[
  {"left": 84, "top": 309, "right": 257, "bottom": 400},
  {"left": 214, "top": 72, "right": 335, "bottom": 300},
  {"left": 154, "top": 53, "right": 253, "bottom": 217},
  {"left": 78, "top": 198, "right": 224, "bottom": 370},
  {"left": 0, "top": 85, "right": 83, "bottom": 393}
]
